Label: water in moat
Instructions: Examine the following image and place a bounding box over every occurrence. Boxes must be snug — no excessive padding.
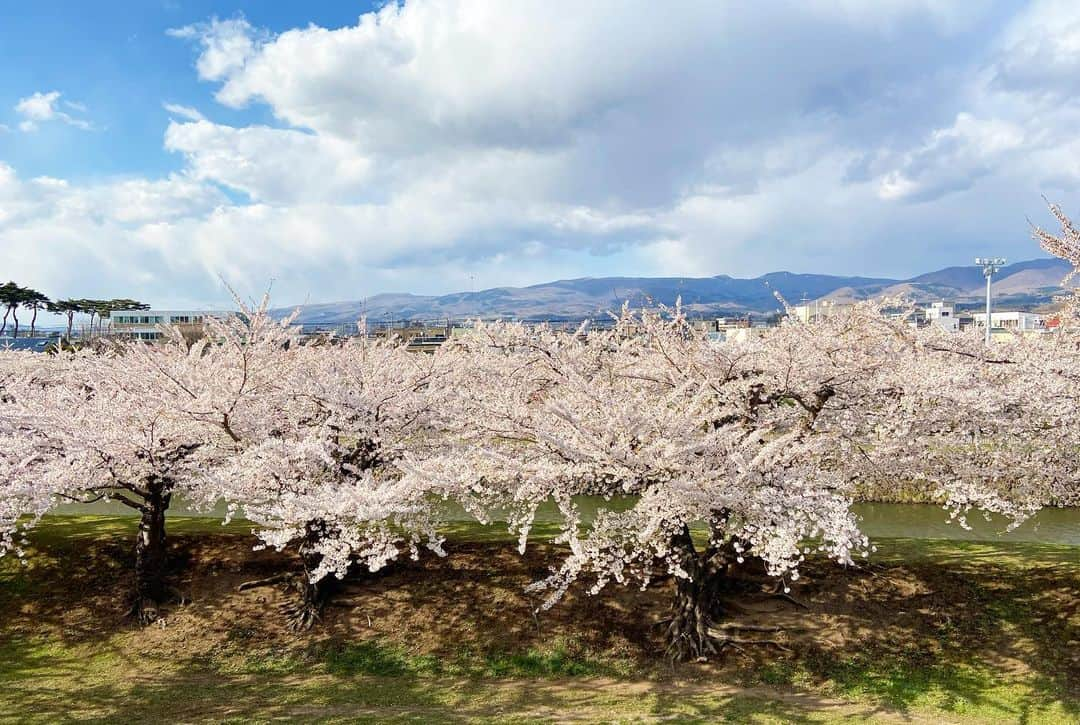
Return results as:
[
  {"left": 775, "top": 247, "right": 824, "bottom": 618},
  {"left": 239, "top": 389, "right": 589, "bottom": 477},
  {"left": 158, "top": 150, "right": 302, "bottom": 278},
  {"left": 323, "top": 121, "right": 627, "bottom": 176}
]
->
[{"left": 53, "top": 498, "right": 1079, "bottom": 545}]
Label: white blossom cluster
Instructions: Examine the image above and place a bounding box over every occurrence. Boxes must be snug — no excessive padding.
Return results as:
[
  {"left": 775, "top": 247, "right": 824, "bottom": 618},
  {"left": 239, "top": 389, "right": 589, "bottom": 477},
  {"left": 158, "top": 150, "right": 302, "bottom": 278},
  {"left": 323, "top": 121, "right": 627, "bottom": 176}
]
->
[
  {"left": 0, "top": 295, "right": 304, "bottom": 554},
  {"left": 418, "top": 299, "right": 1075, "bottom": 607},
  {"left": 207, "top": 332, "right": 449, "bottom": 581},
  {"left": 0, "top": 282, "right": 1074, "bottom": 602}
]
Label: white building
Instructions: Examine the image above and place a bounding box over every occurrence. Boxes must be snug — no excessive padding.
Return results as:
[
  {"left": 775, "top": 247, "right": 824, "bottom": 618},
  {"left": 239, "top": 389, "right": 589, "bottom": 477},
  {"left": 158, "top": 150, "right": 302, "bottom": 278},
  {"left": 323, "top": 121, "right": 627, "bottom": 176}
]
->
[
  {"left": 790, "top": 300, "right": 851, "bottom": 323},
  {"left": 722, "top": 326, "right": 769, "bottom": 343},
  {"left": 110, "top": 310, "right": 229, "bottom": 340},
  {"left": 924, "top": 301, "right": 960, "bottom": 332},
  {"left": 969, "top": 311, "right": 1045, "bottom": 332}
]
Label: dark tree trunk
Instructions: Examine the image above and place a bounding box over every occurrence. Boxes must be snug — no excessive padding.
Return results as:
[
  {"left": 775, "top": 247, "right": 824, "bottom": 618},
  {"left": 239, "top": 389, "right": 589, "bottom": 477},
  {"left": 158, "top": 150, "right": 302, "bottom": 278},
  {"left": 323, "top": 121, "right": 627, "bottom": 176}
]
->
[
  {"left": 29, "top": 307, "right": 38, "bottom": 337},
  {"left": 663, "top": 524, "right": 791, "bottom": 661},
  {"left": 284, "top": 552, "right": 337, "bottom": 632},
  {"left": 0, "top": 306, "right": 8, "bottom": 336},
  {"left": 10, "top": 309, "right": 18, "bottom": 339},
  {"left": 65, "top": 312, "right": 74, "bottom": 341},
  {"left": 664, "top": 525, "right": 728, "bottom": 661},
  {"left": 130, "top": 482, "right": 172, "bottom": 623},
  {"left": 282, "top": 520, "right": 340, "bottom": 631}
]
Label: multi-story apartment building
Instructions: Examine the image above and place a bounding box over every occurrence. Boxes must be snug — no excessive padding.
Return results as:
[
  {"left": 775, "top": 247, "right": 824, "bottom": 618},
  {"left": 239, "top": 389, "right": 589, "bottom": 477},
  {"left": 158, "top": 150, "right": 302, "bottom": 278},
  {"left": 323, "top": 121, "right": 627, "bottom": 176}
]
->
[{"left": 110, "top": 310, "right": 228, "bottom": 340}]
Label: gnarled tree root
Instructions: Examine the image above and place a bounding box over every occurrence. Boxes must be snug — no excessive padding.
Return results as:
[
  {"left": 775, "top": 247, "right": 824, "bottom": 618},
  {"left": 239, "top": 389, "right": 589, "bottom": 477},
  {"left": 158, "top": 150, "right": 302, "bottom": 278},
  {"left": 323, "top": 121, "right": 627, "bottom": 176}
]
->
[
  {"left": 237, "top": 573, "right": 293, "bottom": 592},
  {"left": 281, "top": 597, "right": 323, "bottom": 632},
  {"left": 707, "top": 623, "right": 791, "bottom": 652},
  {"left": 128, "top": 597, "right": 161, "bottom": 626},
  {"left": 237, "top": 571, "right": 335, "bottom": 632},
  {"left": 709, "top": 622, "right": 785, "bottom": 633},
  {"left": 763, "top": 582, "right": 809, "bottom": 609},
  {"left": 126, "top": 586, "right": 188, "bottom": 625},
  {"left": 666, "top": 618, "right": 792, "bottom": 661}
]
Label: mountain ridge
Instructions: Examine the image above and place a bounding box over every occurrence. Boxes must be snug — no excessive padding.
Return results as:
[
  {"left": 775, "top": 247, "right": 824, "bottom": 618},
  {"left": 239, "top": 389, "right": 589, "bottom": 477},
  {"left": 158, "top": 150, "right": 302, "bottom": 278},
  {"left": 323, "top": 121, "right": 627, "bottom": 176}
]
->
[{"left": 280, "top": 258, "right": 1072, "bottom": 323}]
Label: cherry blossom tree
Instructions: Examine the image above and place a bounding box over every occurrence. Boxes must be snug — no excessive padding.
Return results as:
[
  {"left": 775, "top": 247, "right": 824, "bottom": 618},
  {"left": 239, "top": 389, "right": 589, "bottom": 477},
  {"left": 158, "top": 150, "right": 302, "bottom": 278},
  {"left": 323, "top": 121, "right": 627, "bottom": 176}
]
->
[
  {"left": 1034, "top": 199, "right": 1080, "bottom": 325},
  {"left": 0, "top": 296, "right": 301, "bottom": 621},
  {"left": 206, "top": 328, "right": 450, "bottom": 629},
  {"left": 418, "top": 300, "right": 1061, "bottom": 660},
  {"left": 2, "top": 297, "right": 451, "bottom": 628},
  {"left": 879, "top": 324, "right": 1079, "bottom": 519},
  {"left": 0, "top": 351, "right": 58, "bottom": 558},
  {"left": 869, "top": 198, "right": 1080, "bottom": 522},
  {"left": 2, "top": 274, "right": 1068, "bottom": 646}
]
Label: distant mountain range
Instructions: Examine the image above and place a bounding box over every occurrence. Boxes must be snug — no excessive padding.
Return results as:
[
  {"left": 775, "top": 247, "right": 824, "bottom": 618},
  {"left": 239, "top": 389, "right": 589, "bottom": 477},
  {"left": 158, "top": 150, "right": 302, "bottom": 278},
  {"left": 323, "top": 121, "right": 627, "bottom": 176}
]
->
[{"left": 282, "top": 258, "right": 1073, "bottom": 324}]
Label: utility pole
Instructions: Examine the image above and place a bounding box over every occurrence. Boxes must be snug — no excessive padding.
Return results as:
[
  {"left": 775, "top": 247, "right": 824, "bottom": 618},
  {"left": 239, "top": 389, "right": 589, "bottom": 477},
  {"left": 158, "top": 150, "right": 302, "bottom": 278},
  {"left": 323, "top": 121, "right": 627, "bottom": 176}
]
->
[{"left": 975, "top": 257, "right": 1006, "bottom": 345}]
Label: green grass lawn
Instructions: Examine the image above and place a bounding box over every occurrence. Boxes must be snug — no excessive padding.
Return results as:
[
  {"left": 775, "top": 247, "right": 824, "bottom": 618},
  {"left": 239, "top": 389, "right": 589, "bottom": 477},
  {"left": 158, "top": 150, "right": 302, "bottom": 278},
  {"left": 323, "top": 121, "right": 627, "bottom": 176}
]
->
[{"left": 0, "top": 515, "right": 1077, "bottom": 724}]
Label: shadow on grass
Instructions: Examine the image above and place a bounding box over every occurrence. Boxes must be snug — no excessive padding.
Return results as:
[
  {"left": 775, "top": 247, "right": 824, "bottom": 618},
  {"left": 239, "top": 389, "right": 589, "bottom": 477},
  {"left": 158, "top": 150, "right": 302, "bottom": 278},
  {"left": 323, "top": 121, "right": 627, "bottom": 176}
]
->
[
  {"left": 1, "top": 516, "right": 1077, "bottom": 723},
  {"left": 1, "top": 645, "right": 909, "bottom": 724},
  {"left": 320, "top": 637, "right": 625, "bottom": 679},
  {"left": 744, "top": 551, "right": 1079, "bottom": 722}
]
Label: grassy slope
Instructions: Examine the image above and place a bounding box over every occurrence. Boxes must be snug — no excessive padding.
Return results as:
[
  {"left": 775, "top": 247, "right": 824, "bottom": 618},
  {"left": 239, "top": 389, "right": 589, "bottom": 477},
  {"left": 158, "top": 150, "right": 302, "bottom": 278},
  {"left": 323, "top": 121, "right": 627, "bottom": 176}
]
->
[{"left": 0, "top": 515, "right": 1077, "bottom": 724}]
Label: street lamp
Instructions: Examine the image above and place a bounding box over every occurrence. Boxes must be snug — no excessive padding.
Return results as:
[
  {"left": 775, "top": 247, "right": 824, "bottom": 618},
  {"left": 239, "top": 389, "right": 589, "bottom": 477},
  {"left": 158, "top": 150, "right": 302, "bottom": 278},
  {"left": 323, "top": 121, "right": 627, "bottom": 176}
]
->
[{"left": 975, "top": 257, "right": 1007, "bottom": 345}]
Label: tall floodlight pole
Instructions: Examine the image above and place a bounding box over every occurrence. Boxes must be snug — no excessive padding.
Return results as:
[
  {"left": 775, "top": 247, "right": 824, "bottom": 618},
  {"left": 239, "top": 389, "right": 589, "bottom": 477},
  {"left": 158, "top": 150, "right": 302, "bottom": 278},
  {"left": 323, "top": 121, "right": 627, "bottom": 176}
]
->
[{"left": 975, "top": 257, "right": 1006, "bottom": 345}]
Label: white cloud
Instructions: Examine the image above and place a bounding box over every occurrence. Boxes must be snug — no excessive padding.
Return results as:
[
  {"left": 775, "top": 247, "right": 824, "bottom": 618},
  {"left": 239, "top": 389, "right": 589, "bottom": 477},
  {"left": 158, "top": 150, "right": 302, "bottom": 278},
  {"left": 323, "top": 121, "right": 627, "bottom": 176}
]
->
[
  {"left": 991, "top": 0, "right": 1080, "bottom": 96},
  {"left": 14, "top": 91, "right": 92, "bottom": 132},
  {"left": 876, "top": 114, "right": 1028, "bottom": 203},
  {"left": 163, "top": 120, "right": 374, "bottom": 203},
  {"left": 16, "top": 91, "right": 61, "bottom": 121},
  {"left": 168, "top": 17, "right": 266, "bottom": 82},
  {"left": 163, "top": 103, "right": 205, "bottom": 121},
  {"left": 192, "top": 1, "right": 977, "bottom": 174},
  {"left": 0, "top": 163, "right": 209, "bottom": 302},
  {"left": 868, "top": 0, "right": 1080, "bottom": 204},
  {"left": 6, "top": 0, "right": 1080, "bottom": 310},
  {"left": 162, "top": 1, "right": 998, "bottom": 216}
]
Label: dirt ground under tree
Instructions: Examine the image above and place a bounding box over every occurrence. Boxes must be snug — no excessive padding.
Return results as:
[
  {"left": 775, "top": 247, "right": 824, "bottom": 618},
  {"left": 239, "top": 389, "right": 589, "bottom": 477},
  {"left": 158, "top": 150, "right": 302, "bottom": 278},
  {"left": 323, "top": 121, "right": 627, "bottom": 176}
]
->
[{"left": 1, "top": 522, "right": 1077, "bottom": 723}]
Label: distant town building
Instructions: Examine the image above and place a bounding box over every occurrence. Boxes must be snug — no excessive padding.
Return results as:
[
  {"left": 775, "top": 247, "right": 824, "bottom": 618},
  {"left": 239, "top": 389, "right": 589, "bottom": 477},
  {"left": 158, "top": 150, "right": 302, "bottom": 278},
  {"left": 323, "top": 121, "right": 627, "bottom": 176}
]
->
[
  {"left": 690, "top": 316, "right": 754, "bottom": 334},
  {"left": 790, "top": 301, "right": 851, "bottom": 323},
  {"left": 925, "top": 301, "right": 960, "bottom": 332},
  {"left": 722, "top": 327, "right": 770, "bottom": 343},
  {"left": 715, "top": 316, "right": 751, "bottom": 330},
  {"left": 969, "top": 311, "right": 1045, "bottom": 333},
  {"left": 110, "top": 310, "right": 229, "bottom": 340}
]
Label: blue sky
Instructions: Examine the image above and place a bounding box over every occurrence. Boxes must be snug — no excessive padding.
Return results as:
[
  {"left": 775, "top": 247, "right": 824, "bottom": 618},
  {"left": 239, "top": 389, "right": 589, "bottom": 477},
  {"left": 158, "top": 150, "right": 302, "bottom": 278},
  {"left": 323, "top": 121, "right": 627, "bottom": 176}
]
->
[
  {"left": 0, "top": 1, "right": 1074, "bottom": 309},
  {"left": 0, "top": 2, "right": 375, "bottom": 179}
]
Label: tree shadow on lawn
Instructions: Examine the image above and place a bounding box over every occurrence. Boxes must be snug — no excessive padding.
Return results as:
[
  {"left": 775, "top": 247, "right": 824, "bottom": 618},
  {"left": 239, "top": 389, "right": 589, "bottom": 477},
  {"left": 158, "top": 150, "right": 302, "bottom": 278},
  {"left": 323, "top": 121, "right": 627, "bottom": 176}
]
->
[
  {"left": 289, "top": 538, "right": 1080, "bottom": 720},
  {"left": 1, "top": 525, "right": 1077, "bottom": 722},
  {"left": 1, "top": 676, "right": 700, "bottom": 723},
  {"left": 317, "top": 539, "right": 662, "bottom": 672},
  {"left": 754, "top": 550, "right": 1079, "bottom": 721},
  {"left": 0, "top": 645, "right": 917, "bottom": 725}
]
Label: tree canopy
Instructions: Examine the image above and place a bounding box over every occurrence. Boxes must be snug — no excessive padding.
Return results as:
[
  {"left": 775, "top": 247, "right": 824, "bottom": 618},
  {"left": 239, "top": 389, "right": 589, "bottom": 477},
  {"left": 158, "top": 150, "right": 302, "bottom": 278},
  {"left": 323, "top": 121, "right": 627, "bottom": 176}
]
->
[{"left": 1, "top": 210, "right": 1077, "bottom": 653}]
